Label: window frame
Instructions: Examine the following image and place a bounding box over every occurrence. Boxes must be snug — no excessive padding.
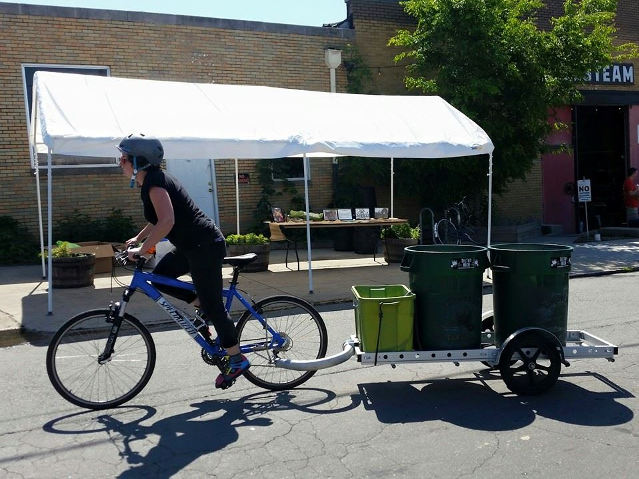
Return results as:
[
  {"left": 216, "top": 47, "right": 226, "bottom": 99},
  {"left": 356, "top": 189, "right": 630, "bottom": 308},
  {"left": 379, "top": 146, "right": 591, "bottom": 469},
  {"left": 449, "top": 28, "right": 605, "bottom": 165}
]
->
[
  {"left": 270, "top": 157, "right": 308, "bottom": 182},
  {"left": 22, "top": 63, "right": 111, "bottom": 169}
]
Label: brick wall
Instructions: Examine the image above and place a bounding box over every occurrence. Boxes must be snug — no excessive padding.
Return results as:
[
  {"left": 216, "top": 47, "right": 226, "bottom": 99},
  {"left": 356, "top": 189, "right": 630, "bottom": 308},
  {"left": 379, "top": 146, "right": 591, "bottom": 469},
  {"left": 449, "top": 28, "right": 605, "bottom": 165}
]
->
[
  {"left": 0, "top": 3, "right": 352, "bottom": 239},
  {"left": 348, "top": 0, "right": 415, "bottom": 95},
  {"left": 493, "top": 160, "right": 544, "bottom": 224}
]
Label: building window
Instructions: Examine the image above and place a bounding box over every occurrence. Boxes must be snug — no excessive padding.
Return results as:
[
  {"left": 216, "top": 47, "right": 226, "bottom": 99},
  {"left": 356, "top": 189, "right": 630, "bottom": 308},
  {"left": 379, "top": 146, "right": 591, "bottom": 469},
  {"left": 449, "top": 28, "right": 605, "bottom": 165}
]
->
[
  {"left": 22, "top": 64, "right": 110, "bottom": 169},
  {"left": 271, "top": 157, "right": 307, "bottom": 181}
]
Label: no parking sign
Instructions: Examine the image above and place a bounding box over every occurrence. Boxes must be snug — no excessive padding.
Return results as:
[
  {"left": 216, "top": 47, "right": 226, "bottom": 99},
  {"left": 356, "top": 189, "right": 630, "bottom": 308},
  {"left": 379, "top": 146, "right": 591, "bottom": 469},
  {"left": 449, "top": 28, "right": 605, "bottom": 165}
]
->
[{"left": 577, "top": 179, "right": 592, "bottom": 203}]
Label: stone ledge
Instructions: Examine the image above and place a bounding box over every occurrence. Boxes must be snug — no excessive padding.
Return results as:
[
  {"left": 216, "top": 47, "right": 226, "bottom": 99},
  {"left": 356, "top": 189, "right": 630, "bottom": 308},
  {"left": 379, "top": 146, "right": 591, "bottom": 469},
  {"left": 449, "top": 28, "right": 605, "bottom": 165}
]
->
[{"left": 475, "top": 222, "right": 540, "bottom": 243}]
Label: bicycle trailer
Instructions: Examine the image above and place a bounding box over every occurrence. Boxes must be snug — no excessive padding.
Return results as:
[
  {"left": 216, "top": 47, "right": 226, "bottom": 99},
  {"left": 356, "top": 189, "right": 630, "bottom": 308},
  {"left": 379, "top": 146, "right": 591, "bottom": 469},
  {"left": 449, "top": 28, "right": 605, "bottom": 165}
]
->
[{"left": 274, "top": 244, "right": 619, "bottom": 396}]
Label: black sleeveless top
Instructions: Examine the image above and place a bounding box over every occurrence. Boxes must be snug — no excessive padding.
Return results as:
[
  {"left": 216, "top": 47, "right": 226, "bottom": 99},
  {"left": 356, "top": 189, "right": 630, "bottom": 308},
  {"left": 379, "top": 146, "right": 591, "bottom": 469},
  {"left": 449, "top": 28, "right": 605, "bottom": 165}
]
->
[{"left": 140, "top": 168, "right": 224, "bottom": 249}]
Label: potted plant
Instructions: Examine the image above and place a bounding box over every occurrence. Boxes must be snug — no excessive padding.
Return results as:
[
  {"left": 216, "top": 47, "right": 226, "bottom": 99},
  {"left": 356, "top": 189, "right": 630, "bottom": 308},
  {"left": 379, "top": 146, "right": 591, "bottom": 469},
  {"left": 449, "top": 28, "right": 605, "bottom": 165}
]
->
[
  {"left": 380, "top": 224, "right": 420, "bottom": 263},
  {"left": 41, "top": 241, "right": 96, "bottom": 288},
  {"left": 225, "top": 233, "right": 270, "bottom": 272}
]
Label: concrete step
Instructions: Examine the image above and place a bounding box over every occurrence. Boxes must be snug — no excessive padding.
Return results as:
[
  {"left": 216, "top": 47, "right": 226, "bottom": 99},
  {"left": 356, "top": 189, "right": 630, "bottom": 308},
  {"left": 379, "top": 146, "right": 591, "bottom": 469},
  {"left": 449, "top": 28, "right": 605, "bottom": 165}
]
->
[{"left": 541, "top": 224, "right": 564, "bottom": 235}]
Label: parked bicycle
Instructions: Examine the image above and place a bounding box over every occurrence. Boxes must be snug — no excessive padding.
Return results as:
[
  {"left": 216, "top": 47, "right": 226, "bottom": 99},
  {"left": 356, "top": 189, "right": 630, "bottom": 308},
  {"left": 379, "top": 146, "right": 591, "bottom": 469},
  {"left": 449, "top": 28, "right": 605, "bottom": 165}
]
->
[
  {"left": 46, "top": 251, "right": 328, "bottom": 410},
  {"left": 420, "top": 197, "right": 480, "bottom": 245}
]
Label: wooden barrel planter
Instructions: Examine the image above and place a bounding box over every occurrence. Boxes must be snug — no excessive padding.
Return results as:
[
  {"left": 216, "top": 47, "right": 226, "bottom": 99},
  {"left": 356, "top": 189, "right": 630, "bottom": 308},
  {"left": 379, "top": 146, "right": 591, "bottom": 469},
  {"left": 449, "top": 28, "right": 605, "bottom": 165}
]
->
[
  {"left": 52, "top": 253, "right": 96, "bottom": 288},
  {"left": 383, "top": 238, "right": 418, "bottom": 263},
  {"left": 226, "top": 244, "right": 270, "bottom": 272}
]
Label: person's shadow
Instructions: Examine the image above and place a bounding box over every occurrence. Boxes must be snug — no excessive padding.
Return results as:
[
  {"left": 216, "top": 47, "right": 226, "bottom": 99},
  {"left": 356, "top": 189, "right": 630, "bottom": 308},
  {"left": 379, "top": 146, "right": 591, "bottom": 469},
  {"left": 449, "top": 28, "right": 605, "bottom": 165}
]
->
[
  {"left": 108, "top": 399, "right": 259, "bottom": 477},
  {"left": 43, "top": 388, "right": 360, "bottom": 477}
]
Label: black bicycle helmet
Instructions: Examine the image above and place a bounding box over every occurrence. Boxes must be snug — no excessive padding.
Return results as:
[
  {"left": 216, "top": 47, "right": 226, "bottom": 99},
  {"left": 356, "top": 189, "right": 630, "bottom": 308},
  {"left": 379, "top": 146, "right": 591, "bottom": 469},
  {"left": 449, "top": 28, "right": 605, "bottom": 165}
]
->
[{"left": 117, "top": 133, "right": 164, "bottom": 167}]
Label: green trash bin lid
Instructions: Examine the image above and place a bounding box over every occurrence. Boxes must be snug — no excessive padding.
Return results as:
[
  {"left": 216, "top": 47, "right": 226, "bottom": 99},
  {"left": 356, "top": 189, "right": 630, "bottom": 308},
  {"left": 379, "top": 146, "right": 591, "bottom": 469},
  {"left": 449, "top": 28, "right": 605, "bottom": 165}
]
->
[
  {"left": 489, "top": 243, "right": 573, "bottom": 253},
  {"left": 400, "top": 244, "right": 488, "bottom": 274},
  {"left": 489, "top": 243, "right": 573, "bottom": 273}
]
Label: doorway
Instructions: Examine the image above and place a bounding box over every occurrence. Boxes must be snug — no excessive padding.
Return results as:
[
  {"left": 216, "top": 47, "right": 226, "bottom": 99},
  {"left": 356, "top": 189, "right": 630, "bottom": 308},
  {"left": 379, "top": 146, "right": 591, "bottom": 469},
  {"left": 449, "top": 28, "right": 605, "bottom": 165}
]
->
[
  {"left": 574, "top": 105, "right": 628, "bottom": 228},
  {"left": 165, "top": 159, "right": 220, "bottom": 225}
]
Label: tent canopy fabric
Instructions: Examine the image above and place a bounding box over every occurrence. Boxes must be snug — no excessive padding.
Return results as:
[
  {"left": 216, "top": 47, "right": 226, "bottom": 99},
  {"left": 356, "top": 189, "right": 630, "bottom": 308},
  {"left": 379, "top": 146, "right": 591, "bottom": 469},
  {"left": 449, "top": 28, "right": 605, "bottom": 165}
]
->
[
  {"left": 31, "top": 71, "right": 495, "bottom": 312},
  {"left": 32, "top": 71, "right": 493, "bottom": 160}
]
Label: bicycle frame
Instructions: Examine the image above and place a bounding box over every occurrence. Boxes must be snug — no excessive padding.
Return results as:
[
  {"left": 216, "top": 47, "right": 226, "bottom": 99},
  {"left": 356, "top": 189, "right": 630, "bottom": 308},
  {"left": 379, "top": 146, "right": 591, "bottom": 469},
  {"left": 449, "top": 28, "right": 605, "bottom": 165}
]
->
[{"left": 105, "top": 264, "right": 287, "bottom": 360}]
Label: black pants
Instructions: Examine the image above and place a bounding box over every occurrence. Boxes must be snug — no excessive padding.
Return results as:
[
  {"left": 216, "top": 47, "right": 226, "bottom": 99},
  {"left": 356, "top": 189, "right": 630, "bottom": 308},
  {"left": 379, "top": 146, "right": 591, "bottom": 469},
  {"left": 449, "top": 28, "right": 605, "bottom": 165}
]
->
[{"left": 152, "top": 240, "right": 238, "bottom": 348}]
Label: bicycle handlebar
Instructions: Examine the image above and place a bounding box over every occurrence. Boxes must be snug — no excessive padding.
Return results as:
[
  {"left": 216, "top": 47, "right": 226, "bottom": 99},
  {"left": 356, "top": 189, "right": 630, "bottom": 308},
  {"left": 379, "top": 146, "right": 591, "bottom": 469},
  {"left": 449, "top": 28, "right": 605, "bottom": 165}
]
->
[{"left": 114, "top": 249, "right": 149, "bottom": 269}]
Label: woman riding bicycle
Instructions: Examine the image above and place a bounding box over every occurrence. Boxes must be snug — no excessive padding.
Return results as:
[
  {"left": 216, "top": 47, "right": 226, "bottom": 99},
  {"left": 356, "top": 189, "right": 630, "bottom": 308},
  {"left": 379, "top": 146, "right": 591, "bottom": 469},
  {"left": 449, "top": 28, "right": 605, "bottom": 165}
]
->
[{"left": 117, "top": 133, "right": 249, "bottom": 388}]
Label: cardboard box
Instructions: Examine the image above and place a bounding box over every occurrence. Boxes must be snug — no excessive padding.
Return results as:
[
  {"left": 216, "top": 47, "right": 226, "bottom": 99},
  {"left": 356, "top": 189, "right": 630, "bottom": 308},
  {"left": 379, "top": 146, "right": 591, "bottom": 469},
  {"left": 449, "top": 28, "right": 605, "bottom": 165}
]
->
[{"left": 72, "top": 241, "right": 115, "bottom": 274}]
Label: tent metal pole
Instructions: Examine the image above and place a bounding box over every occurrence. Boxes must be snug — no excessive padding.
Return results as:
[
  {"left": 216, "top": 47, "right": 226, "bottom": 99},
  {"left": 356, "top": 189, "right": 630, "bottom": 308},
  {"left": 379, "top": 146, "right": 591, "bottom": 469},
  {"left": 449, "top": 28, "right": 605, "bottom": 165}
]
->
[
  {"left": 390, "top": 157, "right": 394, "bottom": 218},
  {"left": 234, "top": 158, "right": 240, "bottom": 234},
  {"left": 303, "top": 154, "right": 313, "bottom": 293},
  {"left": 31, "top": 98, "right": 46, "bottom": 278},
  {"left": 487, "top": 152, "right": 493, "bottom": 248},
  {"left": 209, "top": 159, "right": 220, "bottom": 226},
  {"left": 35, "top": 160, "right": 45, "bottom": 278},
  {"left": 47, "top": 149, "right": 53, "bottom": 315}
]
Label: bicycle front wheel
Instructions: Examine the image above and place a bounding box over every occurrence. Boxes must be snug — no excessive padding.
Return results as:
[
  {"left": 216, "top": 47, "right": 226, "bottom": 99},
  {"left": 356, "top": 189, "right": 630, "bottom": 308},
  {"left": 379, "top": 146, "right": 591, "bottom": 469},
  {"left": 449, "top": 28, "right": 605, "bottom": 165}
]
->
[
  {"left": 236, "top": 295, "right": 328, "bottom": 390},
  {"left": 46, "top": 309, "right": 156, "bottom": 410}
]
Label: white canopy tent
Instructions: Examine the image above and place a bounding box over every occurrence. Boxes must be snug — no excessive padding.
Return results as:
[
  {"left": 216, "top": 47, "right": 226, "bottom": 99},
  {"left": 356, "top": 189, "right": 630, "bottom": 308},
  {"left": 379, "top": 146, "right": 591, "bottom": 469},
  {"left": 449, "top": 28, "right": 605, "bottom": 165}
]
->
[{"left": 30, "top": 71, "right": 494, "bottom": 313}]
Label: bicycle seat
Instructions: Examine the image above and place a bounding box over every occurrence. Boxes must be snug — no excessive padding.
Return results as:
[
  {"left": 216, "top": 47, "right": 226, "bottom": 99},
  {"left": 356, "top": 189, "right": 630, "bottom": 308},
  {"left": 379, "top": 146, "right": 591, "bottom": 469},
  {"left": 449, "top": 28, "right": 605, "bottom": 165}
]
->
[{"left": 223, "top": 253, "right": 257, "bottom": 267}]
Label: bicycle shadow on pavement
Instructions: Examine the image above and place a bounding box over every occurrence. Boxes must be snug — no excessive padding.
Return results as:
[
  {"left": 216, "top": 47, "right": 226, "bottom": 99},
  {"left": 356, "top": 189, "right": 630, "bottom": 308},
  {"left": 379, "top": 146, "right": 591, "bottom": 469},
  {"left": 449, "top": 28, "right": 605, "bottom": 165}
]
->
[
  {"left": 42, "top": 388, "right": 359, "bottom": 478},
  {"left": 42, "top": 399, "right": 268, "bottom": 477},
  {"left": 357, "top": 370, "right": 633, "bottom": 430}
]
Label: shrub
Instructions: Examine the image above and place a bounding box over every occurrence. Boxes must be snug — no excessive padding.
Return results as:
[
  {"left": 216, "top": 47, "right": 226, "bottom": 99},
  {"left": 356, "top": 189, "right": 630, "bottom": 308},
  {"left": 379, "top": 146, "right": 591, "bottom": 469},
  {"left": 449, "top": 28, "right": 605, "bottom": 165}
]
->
[
  {"left": 101, "top": 209, "right": 136, "bottom": 242},
  {"left": 0, "top": 216, "right": 40, "bottom": 265},
  {"left": 54, "top": 210, "right": 102, "bottom": 243},
  {"left": 380, "top": 223, "right": 419, "bottom": 240},
  {"left": 39, "top": 240, "right": 83, "bottom": 259},
  {"left": 54, "top": 209, "right": 135, "bottom": 243},
  {"left": 226, "top": 233, "right": 269, "bottom": 245}
]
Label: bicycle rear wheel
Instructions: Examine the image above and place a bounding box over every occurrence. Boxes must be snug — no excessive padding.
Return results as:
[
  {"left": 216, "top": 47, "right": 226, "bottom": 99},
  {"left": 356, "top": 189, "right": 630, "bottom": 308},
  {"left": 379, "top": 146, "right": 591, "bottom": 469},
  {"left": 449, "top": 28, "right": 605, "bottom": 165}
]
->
[
  {"left": 46, "top": 309, "right": 156, "bottom": 410},
  {"left": 236, "top": 295, "right": 328, "bottom": 390},
  {"left": 434, "top": 218, "right": 459, "bottom": 244}
]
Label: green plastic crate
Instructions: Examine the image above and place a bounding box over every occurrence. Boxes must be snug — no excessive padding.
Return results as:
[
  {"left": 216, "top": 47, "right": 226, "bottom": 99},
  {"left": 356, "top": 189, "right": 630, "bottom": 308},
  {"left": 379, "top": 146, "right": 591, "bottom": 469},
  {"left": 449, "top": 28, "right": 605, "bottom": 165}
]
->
[{"left": 352, "top": 284, "right": 415, "bottom": 352}]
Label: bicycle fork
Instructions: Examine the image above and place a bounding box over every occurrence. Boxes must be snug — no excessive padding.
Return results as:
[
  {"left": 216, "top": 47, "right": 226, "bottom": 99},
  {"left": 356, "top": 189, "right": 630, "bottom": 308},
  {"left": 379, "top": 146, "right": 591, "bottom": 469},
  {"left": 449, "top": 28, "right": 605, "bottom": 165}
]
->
[
  {"left": 98, "top": 287, "right": 142, "bottom": 363},
  {"left": 97, "top": 299, "right": 126, "bottom": 364}
]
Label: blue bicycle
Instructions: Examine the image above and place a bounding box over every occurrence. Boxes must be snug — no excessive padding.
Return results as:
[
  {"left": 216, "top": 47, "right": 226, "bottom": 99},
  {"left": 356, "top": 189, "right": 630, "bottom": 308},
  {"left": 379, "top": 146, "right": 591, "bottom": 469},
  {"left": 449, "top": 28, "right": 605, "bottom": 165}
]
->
[{"left": 46, "top": 252, "right": 328, "bottom": 410}]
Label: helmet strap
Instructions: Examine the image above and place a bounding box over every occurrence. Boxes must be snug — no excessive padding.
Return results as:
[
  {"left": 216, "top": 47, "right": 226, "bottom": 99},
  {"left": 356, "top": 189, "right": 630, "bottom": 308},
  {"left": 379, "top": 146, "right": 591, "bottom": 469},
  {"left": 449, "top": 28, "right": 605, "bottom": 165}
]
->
[
  {"left": 129, "top": 156, "right": 149, "bottom": 188},
  {"left": 129, "top": 156, "right": 138, "bottom": 188}
]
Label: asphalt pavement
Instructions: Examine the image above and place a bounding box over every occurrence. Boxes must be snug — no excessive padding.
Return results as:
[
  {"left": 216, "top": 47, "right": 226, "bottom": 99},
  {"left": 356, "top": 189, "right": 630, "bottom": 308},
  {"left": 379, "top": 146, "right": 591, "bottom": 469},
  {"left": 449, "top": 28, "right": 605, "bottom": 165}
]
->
[
  {"left": 2, "top": 236, "right": 639, "bottom": 477},
  {"left": 1, "top": 273, "right": 637, "bottom": 477},
  {"left": 1, "top": 233, "right": 639, "bottom": 343}
]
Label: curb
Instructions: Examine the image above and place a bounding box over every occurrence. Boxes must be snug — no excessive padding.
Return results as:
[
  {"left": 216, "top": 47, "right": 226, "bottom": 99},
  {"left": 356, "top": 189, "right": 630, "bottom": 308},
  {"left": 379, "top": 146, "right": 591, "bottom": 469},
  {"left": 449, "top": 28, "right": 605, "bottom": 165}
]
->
[{"left": 569, "top": 266, "right": 639, "bottom": 279}]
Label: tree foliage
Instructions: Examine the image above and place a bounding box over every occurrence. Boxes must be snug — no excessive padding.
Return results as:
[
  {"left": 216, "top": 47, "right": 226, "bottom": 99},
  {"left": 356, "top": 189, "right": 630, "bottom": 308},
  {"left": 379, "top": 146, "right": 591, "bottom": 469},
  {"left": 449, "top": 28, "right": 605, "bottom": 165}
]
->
[{"left": 381, "top": 0, "right": 637, "bottom": 213}]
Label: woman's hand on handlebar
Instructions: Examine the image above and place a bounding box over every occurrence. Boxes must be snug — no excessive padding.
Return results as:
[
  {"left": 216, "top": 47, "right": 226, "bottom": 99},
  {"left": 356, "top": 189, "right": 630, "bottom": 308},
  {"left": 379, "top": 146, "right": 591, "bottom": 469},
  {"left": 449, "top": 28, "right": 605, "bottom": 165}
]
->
[
  {"left": 125, "top": 237, "right": 139, "bottom": 248},
  {"left": 127, "top": 247, "right": 151, "bottom": 262}
]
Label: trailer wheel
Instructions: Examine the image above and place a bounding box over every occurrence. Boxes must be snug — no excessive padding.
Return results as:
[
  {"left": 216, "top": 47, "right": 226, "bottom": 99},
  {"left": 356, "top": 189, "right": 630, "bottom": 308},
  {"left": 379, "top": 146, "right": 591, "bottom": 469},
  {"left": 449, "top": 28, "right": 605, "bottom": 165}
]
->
[{"left": 499, "top": 329, "right": 561, "bottom": 395}]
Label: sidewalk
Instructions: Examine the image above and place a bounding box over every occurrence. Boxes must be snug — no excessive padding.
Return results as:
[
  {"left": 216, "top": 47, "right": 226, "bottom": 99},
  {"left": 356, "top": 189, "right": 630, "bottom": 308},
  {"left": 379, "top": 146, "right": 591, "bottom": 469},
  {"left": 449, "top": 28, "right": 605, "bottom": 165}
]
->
[{"left": 2, "top": 234, "right": 639, "bottom": 340}]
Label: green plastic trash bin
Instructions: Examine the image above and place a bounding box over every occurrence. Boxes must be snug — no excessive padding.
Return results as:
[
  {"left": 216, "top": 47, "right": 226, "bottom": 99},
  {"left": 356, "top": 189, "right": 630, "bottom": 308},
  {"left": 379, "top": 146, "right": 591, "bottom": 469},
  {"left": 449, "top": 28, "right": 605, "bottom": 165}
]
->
[
  {"left": 400, "top": 245, "right": 488, "bottom": 350},
  {"left": 352, "top": 285, "right": 415, "bottom": 352},
  {"left": 489, "top": 243, "right": 572, "bottom": 346}
]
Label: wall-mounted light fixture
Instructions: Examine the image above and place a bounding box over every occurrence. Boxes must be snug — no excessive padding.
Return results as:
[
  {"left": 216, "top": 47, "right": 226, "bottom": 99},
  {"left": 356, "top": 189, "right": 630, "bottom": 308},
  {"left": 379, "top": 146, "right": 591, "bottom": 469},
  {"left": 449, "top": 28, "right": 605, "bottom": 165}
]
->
[{"left": 324, "top": 49, "right": 342, "bottom": 93}]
